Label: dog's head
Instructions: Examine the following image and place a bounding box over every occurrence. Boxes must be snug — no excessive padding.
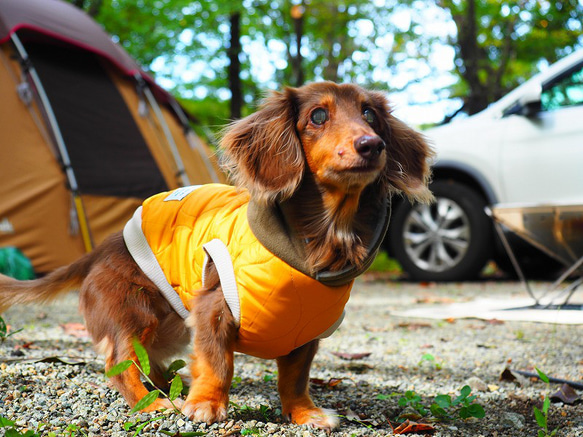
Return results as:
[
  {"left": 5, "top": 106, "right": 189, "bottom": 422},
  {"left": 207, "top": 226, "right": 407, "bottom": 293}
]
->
[{"left": 220, "top": 82, "right": 434, "bottom": 204}]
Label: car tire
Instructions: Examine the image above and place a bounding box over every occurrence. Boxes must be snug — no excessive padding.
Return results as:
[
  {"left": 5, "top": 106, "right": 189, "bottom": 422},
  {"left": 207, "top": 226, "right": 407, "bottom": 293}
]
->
[{"left": 387, "top": 180, "right": 493, "bottom": 281}]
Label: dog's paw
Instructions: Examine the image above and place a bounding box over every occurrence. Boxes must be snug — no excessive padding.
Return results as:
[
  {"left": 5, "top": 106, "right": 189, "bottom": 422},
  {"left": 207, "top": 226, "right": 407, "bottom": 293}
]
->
[
  {"left": 182, "top": 399, "right": 228, "bottom": 424},
  {"left": 288, "top": 407, "right": 339, "bottom": 429}
]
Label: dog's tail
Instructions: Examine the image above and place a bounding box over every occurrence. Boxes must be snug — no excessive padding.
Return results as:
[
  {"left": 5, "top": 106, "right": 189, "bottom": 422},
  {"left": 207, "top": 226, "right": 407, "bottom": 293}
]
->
[{"left": 0, "top": 251, "right": 97, "bottom": 313}]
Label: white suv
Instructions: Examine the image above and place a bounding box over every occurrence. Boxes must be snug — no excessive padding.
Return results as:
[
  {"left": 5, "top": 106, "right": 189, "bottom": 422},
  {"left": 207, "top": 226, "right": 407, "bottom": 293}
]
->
[{"left": 386, "top": 49, "right": 583, "bottom": 281}]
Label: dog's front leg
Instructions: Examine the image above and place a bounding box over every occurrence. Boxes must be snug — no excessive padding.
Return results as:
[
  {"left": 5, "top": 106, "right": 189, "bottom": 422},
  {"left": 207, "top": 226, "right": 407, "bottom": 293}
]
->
[
  {"left": 277, "top": 340, "right": 339, "bottom": 429},
  {"left": 183, "top": 285, "right": 237, "bottom": 424}
]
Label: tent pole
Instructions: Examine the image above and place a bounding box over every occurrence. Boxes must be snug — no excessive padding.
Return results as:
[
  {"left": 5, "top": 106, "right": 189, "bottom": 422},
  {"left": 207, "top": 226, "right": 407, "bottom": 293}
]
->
[
  {"left": 135, "top": 74, "right": 191, "bottom": 187},
  {"left": 167, "top": 99, "right": 221, "bottom": 183},
  {"left": 10, "top": 33, "right": 94, "bottom": 253}
]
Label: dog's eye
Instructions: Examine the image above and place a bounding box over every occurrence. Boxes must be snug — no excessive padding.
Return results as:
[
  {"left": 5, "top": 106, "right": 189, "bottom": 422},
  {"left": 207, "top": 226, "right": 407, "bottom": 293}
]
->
[
  {"left": 363, "top": 108, "right": 376, "bottom": 124},
  {"left": 310, "top": 108, "right": 328, "bottom": 125}
]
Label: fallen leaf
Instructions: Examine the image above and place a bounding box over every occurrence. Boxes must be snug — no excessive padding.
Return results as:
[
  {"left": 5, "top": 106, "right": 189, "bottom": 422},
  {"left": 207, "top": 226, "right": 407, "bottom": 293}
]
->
[
  {"left": 331, "top": 351, "right": 371, "bottom": 360},
  {"left": 60, "top": 323, "right": 89, "bottom": 338},
  {"left": 397, "top": 410, "right": 424, "bottom": 421},
  {"left": 415, "top": 295, "right": 455, "bottom": 304},
  {"left": 14, "top": 342, "right": 35, "bottom": 350},
  {"left": 310, "top": 377, "right": 344, "bottom": 389},
  {"left": 500, "top": 367, "right": 518, "bottom": 382},
  {"left": 37, "top": 356, "right": 88, "bottom": 365},
  {"left": 486, "top": 319, "right": 505, "bottom": 325},
  {"left": 364, "top": 326, "right": 389, "bottom": 333},
  {"left": 550, "top": 383, "right": 580, "bottom": 404},
  {"left": 500, "top": 367, "right": 528, "bottom": 386},
  {"left": 397, "top": 322, "right": 432, "bottom": 330},
  {"left": 392, "top": 419, "right": 436, "bottom": 435},
  {"left": 347, "top": 363, "right": 374, "bottom": 373},
  {"left": 344, "top": 408, "right": 360, "bottom": 421}
]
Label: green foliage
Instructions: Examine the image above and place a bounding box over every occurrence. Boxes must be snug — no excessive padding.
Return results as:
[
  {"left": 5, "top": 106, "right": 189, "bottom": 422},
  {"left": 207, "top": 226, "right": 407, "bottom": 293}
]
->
[
  {"left": 132, "top": 337, "right": 150, "bottom": 376},
  {"left": 0, "top": 315, "right": 23, "bottom": 343},
  {"left": 67, "top": 0, "right": 583, "bottom": 125},
  {"left": 0, "top": 415, "right": 35, "bottom": 437},
  {"left": 231, "top": 375, "right": 243, "bottom": 388},
  {"left": 367, "top": 251, "right": 402, "bottom": 274},
  {"left": 131, "top": 391, "right": 160, "bottom": 414},
  {"left": 418, "top": 353, "right": 443, "bottom": 370},
  {"left": 263, "top": 370, "right": 277, "bottom": 383},
  {"left": 105, "top": 338, "right": 183, "bottom": 414},
  {"left": 430, "top": 385, "right": 486, "bottom": 420},
  {"left": 398, "top": 390, "right": 428, "bottom": 416},
  {"left": 437, "top": 0, "right": 583, "bottom": 114},
  {"left": 388, "top": 385, "right": 485, "bottom": 422},
  {"left": 533, "top": 368, "right": 559, "bottom": 437},
  {"left": 105, "top": 359, "right": 133, "bottom": 378},
  {"left": 0, "top": 415, "right": 89, "bottom": 437},
  {"left": 123, "top": 415, "right": 164, "bottom": 436},
  {"left": 230, "top": 402, "right": 277, "bottom": 422},
  {"left": 241, "top": 428, "right": 262, "bottom": 436}
]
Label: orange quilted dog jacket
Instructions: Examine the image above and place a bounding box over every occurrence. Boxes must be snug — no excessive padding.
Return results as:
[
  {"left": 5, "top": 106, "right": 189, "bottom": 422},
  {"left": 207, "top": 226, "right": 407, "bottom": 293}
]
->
[{"left": 123, "top": 184, "right": 352, "bottom": 359}]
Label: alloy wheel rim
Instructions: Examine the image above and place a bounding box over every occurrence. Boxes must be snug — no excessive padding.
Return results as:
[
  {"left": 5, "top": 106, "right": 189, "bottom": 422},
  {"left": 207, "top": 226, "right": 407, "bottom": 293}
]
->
[{"left": 403, "top": 197, "right": 470, "bottom": 273}]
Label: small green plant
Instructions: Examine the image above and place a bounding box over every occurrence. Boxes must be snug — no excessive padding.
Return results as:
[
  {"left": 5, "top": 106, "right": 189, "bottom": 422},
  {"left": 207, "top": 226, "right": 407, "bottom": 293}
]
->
[
  {"left": 0, "top": 415, "right": 44, "bottom": 437},
  {"left": 385, "top": 386, "right": 485, "bottom": 423},
  {"left": 230, "top": 402, "right": 277, "bottom": 422},
  {"left": 0, "top": 315, "right": 22, "bottom": 343},
  {"left": 533, "top": 368, "right": 558, "bottom": 437},
  {"left": 241, "top": 428, "right": 263, "bottom": 436},
  {"left": 0, "top": 415, "right": 35, "bottom": 437},
  {"left": 231, "top": 375, "right": 243, "bottom": 388},
  {"left": 430, "top": 385, "right": 485, "bottom": 420},
  {"left": 122, "top": 415, "right": 166, "bottom": 437},
  {"left": 263, "top": 370, "right": 277, "bottom": 382},
  {"left": 159, "top": 432, "right": 206, "bottom": 436},
  {"left": 63, "top": 424, "right": 88, "bottom": 436},
  {"left": 418, "top": 353, "right": 443, "bottom": 370},
  {"left": 106, "top": 338, "right": 183, "bottom": 413},
  {"left": 398, "top": 390, "right": 428, "bottom": 416}
]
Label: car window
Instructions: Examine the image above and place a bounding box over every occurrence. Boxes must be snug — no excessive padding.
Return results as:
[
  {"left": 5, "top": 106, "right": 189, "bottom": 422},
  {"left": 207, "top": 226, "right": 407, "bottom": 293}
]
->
[{"left": 541, "top": 63, "right": 583, "bottom": 111}]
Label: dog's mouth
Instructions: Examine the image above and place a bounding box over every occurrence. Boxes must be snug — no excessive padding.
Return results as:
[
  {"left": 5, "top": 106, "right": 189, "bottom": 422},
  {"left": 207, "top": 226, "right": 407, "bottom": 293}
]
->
[
  {"left": 342, "top": 156, "right": 385, "bottom": 175},
  {"left": 344, "top": 164, "right": 382, "bottom": 173}
]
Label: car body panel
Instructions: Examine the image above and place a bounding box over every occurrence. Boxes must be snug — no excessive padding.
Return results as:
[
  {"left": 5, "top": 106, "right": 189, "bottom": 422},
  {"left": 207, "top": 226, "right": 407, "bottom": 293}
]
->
[
  {"left": 427, "top": 48, "right": 583, "bottom": 207},
  {"left": 390, "top": 48, "right": 583, "bottom": 280}
]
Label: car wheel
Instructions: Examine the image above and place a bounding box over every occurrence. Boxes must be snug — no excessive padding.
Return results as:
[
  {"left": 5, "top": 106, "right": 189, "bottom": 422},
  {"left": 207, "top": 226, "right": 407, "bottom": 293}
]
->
[{"left": 387, "top": 180, "right": 493, "bottom": 281}]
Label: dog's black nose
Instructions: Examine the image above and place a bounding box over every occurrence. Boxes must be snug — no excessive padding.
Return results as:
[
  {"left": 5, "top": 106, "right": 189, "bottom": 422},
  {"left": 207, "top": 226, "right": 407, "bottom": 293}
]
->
[{"left": 354, "top": 135, "right": 386, "bottom": 160}]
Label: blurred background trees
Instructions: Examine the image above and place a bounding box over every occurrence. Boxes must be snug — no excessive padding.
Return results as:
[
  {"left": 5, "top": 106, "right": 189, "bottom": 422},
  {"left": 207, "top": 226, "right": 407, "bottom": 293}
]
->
[{"left": 68, "top": 0, "right": 583, "bottom": 131}]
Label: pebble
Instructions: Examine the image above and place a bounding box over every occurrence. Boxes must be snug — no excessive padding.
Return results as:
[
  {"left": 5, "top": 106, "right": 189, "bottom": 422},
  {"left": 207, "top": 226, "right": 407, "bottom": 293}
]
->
[
  {"left": 501, "top": 411, "right": 526, "bottom": 429},
  {"left": 464, "top": 376, "right": 488, "bottom": 392}
]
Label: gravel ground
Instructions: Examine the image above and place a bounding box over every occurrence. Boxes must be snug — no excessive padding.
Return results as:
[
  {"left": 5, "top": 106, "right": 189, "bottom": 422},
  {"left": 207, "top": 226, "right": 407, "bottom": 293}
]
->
[{"left": 1, "top": 277, "right": 582, "bottom": 436}]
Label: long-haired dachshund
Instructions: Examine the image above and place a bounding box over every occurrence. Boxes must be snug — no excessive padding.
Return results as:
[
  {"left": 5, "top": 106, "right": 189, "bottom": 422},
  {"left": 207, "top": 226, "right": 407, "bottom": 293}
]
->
[{"left": 0, "top": 82, "right": 433, "bottom": 429}]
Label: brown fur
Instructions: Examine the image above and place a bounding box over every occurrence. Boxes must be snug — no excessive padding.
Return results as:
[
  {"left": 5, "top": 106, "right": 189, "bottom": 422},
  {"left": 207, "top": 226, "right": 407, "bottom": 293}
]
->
[{"left": 0, "top": 82, "right": 433, "bottom": 429}]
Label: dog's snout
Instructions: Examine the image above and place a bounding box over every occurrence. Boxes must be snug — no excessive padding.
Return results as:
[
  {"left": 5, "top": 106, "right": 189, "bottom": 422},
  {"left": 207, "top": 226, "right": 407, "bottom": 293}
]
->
[{"left": 354, "top": 135, "right": 386, "bottom": 160}]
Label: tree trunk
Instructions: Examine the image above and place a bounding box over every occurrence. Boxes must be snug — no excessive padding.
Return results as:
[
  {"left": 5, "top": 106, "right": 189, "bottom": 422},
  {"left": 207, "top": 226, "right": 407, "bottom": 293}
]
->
[
  {"left": 87, "top": 0, "right": 103, "bottom": 18},
  {"left": 291, "top": 4, "right": 304, "bottom": 87},
  {"left": 453, "top": 0, "right": 488, "bottom": 114},
  {"left": 228, "top": 12, "right": 242, "bottom": 120}
]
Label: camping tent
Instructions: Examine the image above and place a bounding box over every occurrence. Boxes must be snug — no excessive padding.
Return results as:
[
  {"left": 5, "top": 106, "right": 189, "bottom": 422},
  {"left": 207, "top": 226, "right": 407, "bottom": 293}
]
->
[{"left": 0, "top": 0, "right": 224, "bottom": 273}]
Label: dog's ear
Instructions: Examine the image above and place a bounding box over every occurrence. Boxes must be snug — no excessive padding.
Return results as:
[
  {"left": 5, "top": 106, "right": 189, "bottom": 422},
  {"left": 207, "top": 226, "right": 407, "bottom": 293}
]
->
[
  {"left": 219, "top": 88, "right": 304, "bottom": 204},
  {"left": 370, "top": 92, "right": 434, "bottom": 203}
]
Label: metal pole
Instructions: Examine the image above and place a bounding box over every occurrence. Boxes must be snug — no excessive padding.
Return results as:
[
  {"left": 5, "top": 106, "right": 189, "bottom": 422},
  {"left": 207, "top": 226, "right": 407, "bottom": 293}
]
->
[
  {"left": 134, "top": 74, "right": 190, "bottom": 187},
  {"left": 487, "top": 207, "right": 538, "bottom": 303},
  {"left": 168, "top": 99, "right": 221, "bottom": 183},
  {"left": 10, "top": 34, "right": 94, "bottom": 252}
]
